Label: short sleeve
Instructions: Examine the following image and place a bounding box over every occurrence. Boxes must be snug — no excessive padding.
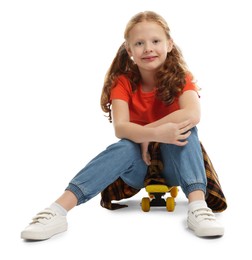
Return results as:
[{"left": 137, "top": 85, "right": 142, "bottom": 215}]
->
[
  {"left": 181, "top": 74, "right": 197, "bottom": 92},
  {"left": 181, "top": 74, "right": 199, "bottom": 95},
  {"left": 110, "top": 75, "right": 132, "bottom": 103}
]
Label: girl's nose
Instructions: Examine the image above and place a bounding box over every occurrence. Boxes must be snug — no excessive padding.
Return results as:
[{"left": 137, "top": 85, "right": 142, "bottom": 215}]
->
[{"left": 144, "top": 43, "right": 153, "bottom": 53}]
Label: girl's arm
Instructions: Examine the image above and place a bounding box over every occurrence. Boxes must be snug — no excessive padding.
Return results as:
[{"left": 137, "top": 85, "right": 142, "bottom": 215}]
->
[
  {"left": 111, "top": 92, "right": 194, "bottom": 145},
  {"left": 112, "top": 99, "right": 154, "bottom": 143},
  {"left": 145, "top": 90, "right": 201, "bottom": 129}
]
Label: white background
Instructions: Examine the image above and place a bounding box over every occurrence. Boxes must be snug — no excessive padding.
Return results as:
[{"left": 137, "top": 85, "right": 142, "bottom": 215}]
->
[{"left": 0, "top": 0, "right": 251, "bottom": 259}]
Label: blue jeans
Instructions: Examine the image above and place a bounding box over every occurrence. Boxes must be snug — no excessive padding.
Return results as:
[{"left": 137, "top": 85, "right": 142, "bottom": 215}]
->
[{"left": 66, "top": 127, "right": 207, "bottom": 205}]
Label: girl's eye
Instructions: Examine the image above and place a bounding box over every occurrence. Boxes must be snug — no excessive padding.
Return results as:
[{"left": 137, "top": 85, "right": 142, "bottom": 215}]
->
[
  {"left": 153, "top": 39, "right": 160, "bottom": 44},
  {"left": 135, "top": 41, "right": 143, "bottom": 46}
]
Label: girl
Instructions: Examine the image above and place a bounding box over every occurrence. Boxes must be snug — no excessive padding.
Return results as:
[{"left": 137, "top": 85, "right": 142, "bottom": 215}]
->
[{"left": 21, "top": 11, "right": 224, "bottom": 240}]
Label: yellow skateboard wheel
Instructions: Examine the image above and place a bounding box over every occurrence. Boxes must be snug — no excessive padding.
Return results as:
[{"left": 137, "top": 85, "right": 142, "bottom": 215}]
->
[
  {"left": 170, "top": 186, "right": 178, "bottom": 198},
  {"left": 141, "top": 197, "right": 150, "bottom": 212},
  {"left": 166, "top": 197, "right": 175, "bottom": 212}
]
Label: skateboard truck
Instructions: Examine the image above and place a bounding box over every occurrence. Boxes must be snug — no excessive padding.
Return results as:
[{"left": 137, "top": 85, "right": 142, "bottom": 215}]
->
[{"left": 141, "top": 184, "right": 178, "bottom": 212}]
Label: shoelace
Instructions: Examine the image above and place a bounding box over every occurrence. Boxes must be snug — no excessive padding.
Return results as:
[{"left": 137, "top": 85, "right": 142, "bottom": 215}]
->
[
  {"left": 30, "top": 209, "right": 56, "bottom": 224},
  {"left": 192, "top": 207, "right": 216, "bottom": 221}
]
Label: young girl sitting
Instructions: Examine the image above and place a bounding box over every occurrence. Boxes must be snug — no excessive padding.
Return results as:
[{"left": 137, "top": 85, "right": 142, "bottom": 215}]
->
[{"left": 21, "top": 10, "right": 224, "bottom": 240}]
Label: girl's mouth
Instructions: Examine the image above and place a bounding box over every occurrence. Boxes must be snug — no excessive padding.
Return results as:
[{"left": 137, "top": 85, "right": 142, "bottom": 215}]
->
[{"left": 142, "top": 56, "right": 157, "bottom": 62}]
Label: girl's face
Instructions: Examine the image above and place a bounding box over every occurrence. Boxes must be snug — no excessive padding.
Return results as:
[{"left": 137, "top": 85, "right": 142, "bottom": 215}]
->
[{"left": 126, "top": 21, "right": 172, "bottom": 74}]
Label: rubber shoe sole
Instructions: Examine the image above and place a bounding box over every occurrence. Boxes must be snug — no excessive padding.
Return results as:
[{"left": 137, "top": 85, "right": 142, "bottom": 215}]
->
[
  {"left": 21, "top": 210, "right": 68, "bottom": 241},
  {"left": 187, "top": 220, "right": 224, "bottom": 237}
]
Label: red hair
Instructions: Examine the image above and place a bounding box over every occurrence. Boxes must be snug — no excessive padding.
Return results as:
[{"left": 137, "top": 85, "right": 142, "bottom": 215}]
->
[{"left": 100, "top": 11, "right": 194, "bottom": 122}]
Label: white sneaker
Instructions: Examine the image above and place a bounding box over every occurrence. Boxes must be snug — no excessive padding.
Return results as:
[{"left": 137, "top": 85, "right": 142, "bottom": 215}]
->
[
  {"left": 187, "top": 205, "right": 224, "bottom": 237},
  {"left": 21, "top": 208, "right": 68, "bottom": 240}
]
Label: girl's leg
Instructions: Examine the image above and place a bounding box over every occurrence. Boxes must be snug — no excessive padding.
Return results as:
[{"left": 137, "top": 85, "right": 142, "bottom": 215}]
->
[
  {"left": 160, "top": 127, "right": 224, "bottom": 237},
  {"left": 160, "top": 127, "right": 207, "bottom": 198},
  {"left": 55, "top": 190, "right": 78, "bottom": 211},
  {"left": 65, "top": 139, "right": 148, "bottom": 206},
  {"left": 21, "top": 139, "right": 148, "bottom": 240},
  {"left": 56, "top": 139, "right": 147, "bottom": 211}
]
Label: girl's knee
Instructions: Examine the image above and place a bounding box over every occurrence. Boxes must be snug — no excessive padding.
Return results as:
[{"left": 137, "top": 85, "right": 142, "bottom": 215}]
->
[
  {"left": 187, "top": 127, "right": 199, "bottom": 141},
  {"left": 107, "top": 139, "right": 141, "bottom": 159},
  {"left": 119, "top": 139, "right": 140, "bottom": 154}
]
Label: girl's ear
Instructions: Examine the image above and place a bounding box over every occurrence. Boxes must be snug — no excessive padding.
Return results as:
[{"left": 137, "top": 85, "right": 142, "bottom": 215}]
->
[
  {"left": 167, "top": 38, "right": 174, "bottom": 53},
  {"left": 124, "top": 42, "right": 132, "bottom": 57}
]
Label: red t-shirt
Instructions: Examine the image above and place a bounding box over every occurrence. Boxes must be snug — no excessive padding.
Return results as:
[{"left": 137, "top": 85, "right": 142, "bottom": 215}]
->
[{"left": 110, "top": 74, "right": 198, "bottom": 126}]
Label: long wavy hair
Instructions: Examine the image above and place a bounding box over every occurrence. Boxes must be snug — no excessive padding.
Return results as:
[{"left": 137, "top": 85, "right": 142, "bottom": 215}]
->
[{"left": 100, "top": 11, "right": 193, "bottom": 122}]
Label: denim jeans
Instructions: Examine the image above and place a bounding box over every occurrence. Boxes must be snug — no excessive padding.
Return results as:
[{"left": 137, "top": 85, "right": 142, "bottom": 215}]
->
[{"left": 66, "top": 127, "right": 207, "bottom": 205}]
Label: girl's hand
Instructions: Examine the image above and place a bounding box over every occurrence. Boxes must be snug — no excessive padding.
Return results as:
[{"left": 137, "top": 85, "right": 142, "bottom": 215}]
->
[
  {"left": 141, "top": 142, "right": 151, "bottom": 166},
  {"left": 155, "top": 120, "right": 192, "bottom": 145}
]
